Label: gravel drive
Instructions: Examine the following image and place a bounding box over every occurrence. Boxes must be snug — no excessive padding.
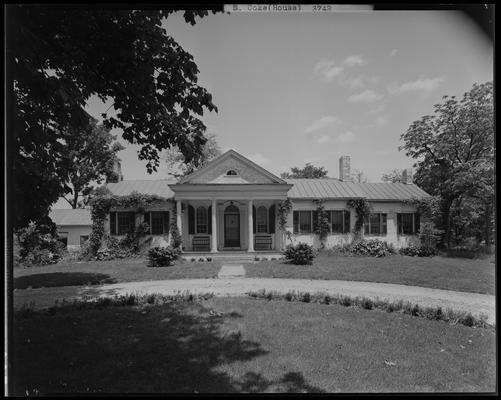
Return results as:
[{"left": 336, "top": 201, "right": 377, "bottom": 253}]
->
[{"left": 14, "top": 278, "right": 495, "bottom": 324}]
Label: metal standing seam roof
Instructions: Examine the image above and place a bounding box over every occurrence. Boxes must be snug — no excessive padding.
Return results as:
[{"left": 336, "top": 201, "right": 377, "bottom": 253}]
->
[
  {"left": 102, "top": 178, "right": 430, "bottom": 201},
  {"left": 49, "top": 208, "right": 92, "bottom": 226},
  {"left": 105, "top": 179, "right": 176, "bottom": 198}
]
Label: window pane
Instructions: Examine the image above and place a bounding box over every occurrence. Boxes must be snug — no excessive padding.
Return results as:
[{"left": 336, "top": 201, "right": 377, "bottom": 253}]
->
[
  {"left": 370, "top": 213, "right": 380, "bottom": 235},
  {"left": 299, "top": 211, "right": 312, "bottom": 233},
  {"left": 402, "top": 213, "right": 413, "bottom": 234},
  {"left": 382, "top": 213, "right": 387, "bottom": 235},
  {"left": 196, "top": 207, "right": 207, "bottom": 234},
  {"left": 331, "top": 211, "right": 343, "bottom": 233},
  {"left": 151, "top": 212, "right": 165, "bottom": 234},
  {"left": 257, "top": 206, "right": 268, "bottom": 233},
  {"left": 343, "top": 211, "right": 350, "bottom": 233},
  {"left": 118, "top": 212, "right": 132, "bottom": 235}
]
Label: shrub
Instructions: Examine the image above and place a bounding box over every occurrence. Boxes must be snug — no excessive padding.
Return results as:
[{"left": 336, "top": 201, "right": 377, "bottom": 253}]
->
[
  {"left": 283, "top": 243, "right": 316, "bottom": 265},
  {"left": 16, "top": 222, "right": 65, "bottom": 266},
  {"left": 399, "top": 244, "right": 437, "bottom": 257},
  {"left": 147, "top": 246, "right": 178, "bottom": 267},
  {"left": 348, "top": 239, "right": 395, "bottom": 257}
]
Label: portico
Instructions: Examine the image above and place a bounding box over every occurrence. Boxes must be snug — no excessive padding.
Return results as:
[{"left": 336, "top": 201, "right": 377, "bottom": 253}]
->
[{"left": 168, "top": 150, "right": 292, "bottom": 253}]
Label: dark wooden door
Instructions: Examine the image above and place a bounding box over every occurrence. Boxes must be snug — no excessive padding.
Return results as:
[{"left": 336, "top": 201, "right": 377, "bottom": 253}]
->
[{"left": 224, "top": 213, "right": 240, "bottom": 247}]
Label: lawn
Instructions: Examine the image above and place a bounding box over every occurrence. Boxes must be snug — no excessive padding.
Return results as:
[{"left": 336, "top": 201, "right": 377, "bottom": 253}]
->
[
  {"left": 12, "top": 297, "right": 495, "bottom": 394},
  {"left": 245, "top": 253, "right": 495, "bottom": 295},
  {"left": 13, "top": 258, "right": 221, "bottom": 289}
]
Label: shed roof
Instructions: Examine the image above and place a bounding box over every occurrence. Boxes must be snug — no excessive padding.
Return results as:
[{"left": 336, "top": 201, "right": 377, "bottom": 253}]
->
[{"left": 49, "top": 208, "right": 92, "bottom": 226}]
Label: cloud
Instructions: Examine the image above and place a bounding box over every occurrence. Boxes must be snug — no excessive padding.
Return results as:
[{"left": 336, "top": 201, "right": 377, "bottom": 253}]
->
[
  {"left": 348, "top": 74, "right": 380, "bottom": 89},
  {"left": 348, "top": 90, "right": 383, "bottom": 103},
  {"left": 313, "top": 59, "right": 344, "bottom": 82},
  {"left": 389, "top": 49, "right": 398, "bottom": 57},
  {"left": 317, "top": 135, "right": 332, "bottom": 144},
  {"left": 388, "top": 76, "right": 444, "bottom": 95},
  {"left": 342, "top": 54, "right": 367, "bottom": 67},
  {"left": 369, "top": 103, "right": 387, "bottom": 114},
  {"left": 305, "top": 115, "right": 341, "bottom": 133},
  {"left": 375, "top": 116, "right": 388, "bottom": 126},
  {"left": 338, "top": 131, "right": 356, "bottom": 143},
  {"left": 248, "top": 153, "right": 271, "bottom": 165}
]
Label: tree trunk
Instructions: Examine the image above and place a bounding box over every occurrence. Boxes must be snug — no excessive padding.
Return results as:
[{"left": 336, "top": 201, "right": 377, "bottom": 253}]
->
[{"left": 440, "top": 198, "right": 453, "bottom": 249}]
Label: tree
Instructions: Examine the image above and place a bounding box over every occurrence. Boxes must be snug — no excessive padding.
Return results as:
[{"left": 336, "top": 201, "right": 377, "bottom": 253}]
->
[
  {"left": 351, "top": 169, "right": 369, "bottom": 183},
  {"left": 280, "top": 163, "right": 329, "bottom": 179},
  {"left": 164, "top": 133, "right": 221, "bottom": 178},
  {"left": 62, "top": 120, "right": 125, "bottom": 208},
  {"left": 400, "top": 81, "right": 494, "bottom": 250},
  {"left": 8, "top": 6, "right": 219, "bottom": 228},
  {"left": 381, "top": 169, "right": 403, "bottom": 183}
]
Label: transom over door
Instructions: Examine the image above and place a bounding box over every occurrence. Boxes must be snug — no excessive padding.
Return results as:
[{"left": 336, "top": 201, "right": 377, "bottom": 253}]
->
[{"left": 224, "top": 205, "right": 240, "bottom": 248}]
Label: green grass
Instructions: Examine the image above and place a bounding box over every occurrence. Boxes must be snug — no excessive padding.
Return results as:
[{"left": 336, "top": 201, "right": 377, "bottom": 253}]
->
[
  {"left": 13, "top": 258, "right": 221, "bottom": 289},
  {"left": 12, "top": 297, "right": 495, "bottom": 394},
  {"left": 245, "top": 252, "right": 495, "bottom": 295}
]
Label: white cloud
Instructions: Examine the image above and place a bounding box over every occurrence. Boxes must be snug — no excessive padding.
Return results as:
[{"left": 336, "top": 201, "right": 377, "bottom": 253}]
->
[
  {"left": 313, "top": 59, "right": 344, "bottom": 82},
  {"left": 248, "top": 153, "right": 271, "bottom": 165},
  {"left": 348, "top": 90, "right": 383, "bottom": 103},
  {"left": 388, "top": 77, "right": 444, "bottom": 95},
  {"left": 317, "top": 135, "right": 332, "bottom": 144},
  {"left": 303, "top": 155, "right": 321, "bottom": 164},
  {"left": 305, "top": 115, "right": 341, "bottom": 133},
  {"left": 369, "top": 103, "right": 387, "bottom": 114},
  {"left": 389, "top": 49, "right": 398, "bottom": 57},
  {"left": 338, "top": 131, "right": 356, "bottom": 143},
  {"left": 342, "top": 54, "right": 367, "bottom": 67},
  {"left": 375, "top": 116, "right": 388, "bottom": 126},
  {"left": 348, "top": 74, "right": 380, "bottom": 89}
]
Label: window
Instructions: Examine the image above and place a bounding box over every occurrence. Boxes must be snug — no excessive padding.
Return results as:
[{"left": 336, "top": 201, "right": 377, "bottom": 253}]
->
[
  {"left": 151, "top": 212, "right": 167, "bottom": 234},
  {"left": 299, "top": 211, "right": 312, "bottom": 233},
  {"left": 397, "top": 213, "right": 420, "bottom": 235},
  {"left": 196, "top": 206, "right": 208, "bottom": 234},
  {"left": 256, "top": 206, "right": 268, "bottom": 233},
  {"left": 117, "top": 212, "right": 135, "bottom": 235},
  {"left": 331, "top": 211, "right": 344, "bottom": 233},
  {"left": 80, "top": 235, "right": 89, "bottom": 247},
  {"left": 226, "top": 170, "right": 238, "bottom": 176},
  {"left": 364, "top": 213, "right": 387, "bottom": 236},
  {"left": 58, "top": 232, "right": 68, "bottom": 247}
]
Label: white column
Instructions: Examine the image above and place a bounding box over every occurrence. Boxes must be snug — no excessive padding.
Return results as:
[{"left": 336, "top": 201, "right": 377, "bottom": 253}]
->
[
  {"left": 211, "top": 199, "right": 218, "bottom": 252},
  {"left": 176, "top": 200, "right": 182, "bottom": 237},
  {"left": 248, "top": 199, "right": 254, "bottom": 252}
]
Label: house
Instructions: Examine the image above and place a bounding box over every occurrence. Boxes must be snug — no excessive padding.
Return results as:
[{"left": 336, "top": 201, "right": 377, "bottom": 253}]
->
[
  {"left": 102, "top": 149, "right": 430, "bottom": 253},
  {"left": 49, "top": 208, "right": 92, "bottom": 251}
]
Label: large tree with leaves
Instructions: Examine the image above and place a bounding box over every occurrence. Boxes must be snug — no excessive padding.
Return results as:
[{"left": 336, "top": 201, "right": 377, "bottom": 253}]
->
[
  {"left": 164, "top": 133, "right": 221, "bottom": 178},
  {"left": 280, "top": 163, "right": 329, "bottom": 179},
  {"left": 399, "top": 81, "right": 494, "bottom": 250},
  {"left": 62, "top": 121, "right": 125, "bottom": 208},
  {"left": 8, "top": 6, "right": 219, "bottom": 229}
]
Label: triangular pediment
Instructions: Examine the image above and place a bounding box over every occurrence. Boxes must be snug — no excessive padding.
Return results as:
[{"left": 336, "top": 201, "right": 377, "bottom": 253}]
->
[{"left": 179, "top": 149, "right": 286, "bottom": 184}]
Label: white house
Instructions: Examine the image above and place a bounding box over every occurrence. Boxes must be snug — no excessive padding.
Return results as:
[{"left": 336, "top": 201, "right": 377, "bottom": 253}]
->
[
  {"left": 49, "top": 208, "right": 92, "bottom": 251},
  {"left": 103, "top": 149, "right": 430, "bottom": 253}
]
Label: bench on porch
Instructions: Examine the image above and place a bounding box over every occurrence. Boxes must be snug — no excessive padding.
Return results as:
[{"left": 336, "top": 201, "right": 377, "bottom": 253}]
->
[
  {"left": 255, "top": 235, "right": 272, "bottom": 251},
  {"left": 192, "top": 236, "right": 210, "bottom": 252}
]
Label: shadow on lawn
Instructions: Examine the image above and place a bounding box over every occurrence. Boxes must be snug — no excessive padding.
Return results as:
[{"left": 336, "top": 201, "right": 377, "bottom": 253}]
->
[
  {"left": 13, "top": 301, "right": 323, "bottom": 394},
  {"left": 14, "top": 272, "right": 116, "bottom": 289}
]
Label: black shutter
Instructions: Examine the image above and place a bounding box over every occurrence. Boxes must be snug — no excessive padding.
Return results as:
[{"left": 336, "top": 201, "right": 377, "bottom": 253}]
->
[
  {"left": 208, "top": 206, "right": 212, "bottom": 234},
  {"left": 344, "top": 211, "right": 350, "bottom": 233},
  {"left": 397, "top": 214, "right": 402, "bottom": 235},
  {"left": 382, "top": 214, "right": 387, "bottom": 235},
  {"left": 129, "top": 212, "right": 135, "bottom": 233},
  {"left": 110, "top": 212, "right": 116, "bottom": 235},
  {"left": 268, "top": 205, "right": 275, "bottom": 233},
  {"left": 188, "top": 205, "right": 195, "bottom": 234},
  {"left": 415, "top": 212, "right": 420, "bottom": 234},
  {"left": 144, "top": 212, "right": 151, "bottom": 234},
  {"left": 253, "top": 205, "right": 256, "bottom": 234},
  {"left": 163, "top": 212, "right": 170, "bottom": 234},
  {"left": 312, "top": 210, "right": 318, "bottom": 232},
  {"left": 293, "top": 211, "right": 299, "bottom": 233}
]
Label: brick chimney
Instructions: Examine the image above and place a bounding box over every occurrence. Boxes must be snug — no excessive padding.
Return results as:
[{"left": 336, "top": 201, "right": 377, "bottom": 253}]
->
[
  {"left": 339, "top": 156, "right": 352, "bottom": 182},
  {"left": 402, "top": 168, "right": 413, "bottom": 184},
  {"left": 107, "top": 159, "right": 123, "bottom": 183}
]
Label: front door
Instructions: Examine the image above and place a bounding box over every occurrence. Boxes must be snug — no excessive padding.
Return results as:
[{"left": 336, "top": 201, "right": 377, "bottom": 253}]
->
[{"left": 224, "top": 210, "right": 240, "bottom": 248}]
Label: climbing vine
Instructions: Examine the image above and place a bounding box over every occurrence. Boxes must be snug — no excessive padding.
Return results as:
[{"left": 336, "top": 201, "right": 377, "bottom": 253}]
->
[
  {"left": 81, "top": 190, "right": 170, "bottom": 259},
  {"left": 313, "top": 199, "right": 330, "bottom": 247},
  {"left": 347, "top": 198, "right": 372, "bottom": 241},
  {"left": 167, "top": 199, "right": 183, "bottom": 250},
  {"left": 277, "top": 198, "right": 293, "bottom": 246}
]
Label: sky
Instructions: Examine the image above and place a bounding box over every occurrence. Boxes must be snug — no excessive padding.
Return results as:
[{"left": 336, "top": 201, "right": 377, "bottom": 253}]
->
[{"left": 54, "top": 8, "right": 493, "bottom": 209}]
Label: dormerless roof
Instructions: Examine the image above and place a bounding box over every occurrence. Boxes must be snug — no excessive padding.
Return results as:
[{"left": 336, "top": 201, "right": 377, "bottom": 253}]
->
[
  {"left": 49, "top": 208, "right": 92, "bottom": 226},
  {"left": 104, "top": 178, "right": 429, "bottom": 201}
]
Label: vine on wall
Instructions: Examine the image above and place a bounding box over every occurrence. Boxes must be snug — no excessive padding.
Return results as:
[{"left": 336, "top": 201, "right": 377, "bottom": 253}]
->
[
  {"left": 167, "top": 199, "right": 183, "bottom": 250},
  {"left": 83, "top": 190, "right": 170, "bottom": 259},
  {"left": 313, "top": 199, "right": 330, "bottom": 247},
  {"left": 277, "top": 198, "right": 293, "bottom": 247},
  {"left": 347, "top": 198, "right": 372, "bottom": 242}
]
